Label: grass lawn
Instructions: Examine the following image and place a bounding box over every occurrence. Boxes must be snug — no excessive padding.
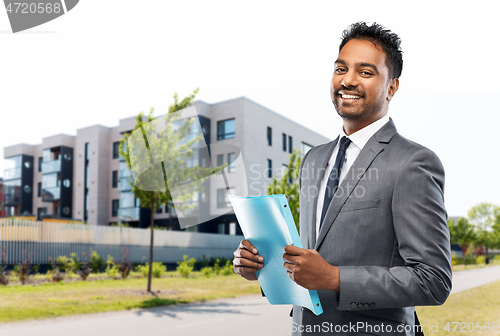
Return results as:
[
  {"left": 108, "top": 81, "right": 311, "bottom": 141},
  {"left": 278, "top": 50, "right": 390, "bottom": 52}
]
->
[
  {"left": 417, "top": 280, "right": 500, "bottom": 336},
  {"left": 0, "top": 271, "right": 261, "bottom": 323}
]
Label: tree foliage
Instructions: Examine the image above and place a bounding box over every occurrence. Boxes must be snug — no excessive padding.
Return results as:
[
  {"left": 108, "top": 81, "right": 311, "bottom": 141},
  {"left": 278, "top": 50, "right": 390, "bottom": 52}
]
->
[
  {"left": 118, "top": 88, "right": 213, "bottom": 291},
  {"left": 267, "top": 149, "right": 302, "bottom": 233},
  {"left": 447, "top": 217, "right": 475, "bottom": 248},
  {"left": 468, "top": 202, "right": 500, "bottom": 252}
]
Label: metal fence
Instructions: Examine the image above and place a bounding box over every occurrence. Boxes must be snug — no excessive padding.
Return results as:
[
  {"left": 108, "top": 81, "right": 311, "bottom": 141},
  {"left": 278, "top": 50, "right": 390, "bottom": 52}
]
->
[{"left": 0, "top": 219, "right": 243, "bottom": 265}]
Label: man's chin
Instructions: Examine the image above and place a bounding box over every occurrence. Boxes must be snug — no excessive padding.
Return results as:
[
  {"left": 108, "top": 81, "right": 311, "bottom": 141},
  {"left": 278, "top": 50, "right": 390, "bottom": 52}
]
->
[{"left": 335, "top": 108, "right": 365, "bottom": 121}]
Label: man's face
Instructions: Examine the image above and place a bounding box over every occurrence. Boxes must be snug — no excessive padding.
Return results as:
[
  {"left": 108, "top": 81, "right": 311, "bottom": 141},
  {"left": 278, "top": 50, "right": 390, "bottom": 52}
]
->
[{"left": 331, "top": 38, "right": 394, "bottom": 122}]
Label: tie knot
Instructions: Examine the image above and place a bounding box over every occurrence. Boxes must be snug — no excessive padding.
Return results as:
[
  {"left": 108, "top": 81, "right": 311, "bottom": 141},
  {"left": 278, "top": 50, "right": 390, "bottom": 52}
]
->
[{"left": 339, "top": 136, "right": 351, "bottom": 152}]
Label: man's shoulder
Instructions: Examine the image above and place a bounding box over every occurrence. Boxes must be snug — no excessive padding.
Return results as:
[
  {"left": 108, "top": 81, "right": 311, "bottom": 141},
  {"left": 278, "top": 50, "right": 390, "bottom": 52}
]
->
[{"left": 390, "top": 133, "right": 443, "bottom": 168}]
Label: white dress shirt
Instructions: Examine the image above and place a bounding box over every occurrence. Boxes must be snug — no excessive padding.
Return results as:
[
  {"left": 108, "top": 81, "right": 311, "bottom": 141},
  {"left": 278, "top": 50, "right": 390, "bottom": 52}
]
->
[{"left": 315, "top": 115, "right": 390, "bottom": 236}]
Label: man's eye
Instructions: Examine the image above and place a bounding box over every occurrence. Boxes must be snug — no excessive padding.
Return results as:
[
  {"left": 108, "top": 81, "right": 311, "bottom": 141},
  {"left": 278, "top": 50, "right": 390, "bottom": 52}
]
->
[
  {"left": 361, "top": 71, "right": 373, "bottom": 76},
  {"left": 335, "top": 68, "right": 346, "bottom": 73}
]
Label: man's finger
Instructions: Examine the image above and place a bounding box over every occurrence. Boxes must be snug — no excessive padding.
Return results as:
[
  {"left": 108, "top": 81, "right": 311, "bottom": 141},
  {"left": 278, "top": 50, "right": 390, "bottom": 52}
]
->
[
  {"left": 234, "top": 256, "right": 263, "bottom": 268},
  {"left": 283, "top": 261, "right": 295, "bottom": 272},
  {"left": 239, "top": 239, "right": 258, "bottom": 254},
  {"left": 235, "top": 249, "right": 264, "bottom": 262},
  {"left": 282, "top": 252, "right": 298, "bottom": 264},
  {"left": 284, "top": 244, "right": 303, "bottom": 255}
]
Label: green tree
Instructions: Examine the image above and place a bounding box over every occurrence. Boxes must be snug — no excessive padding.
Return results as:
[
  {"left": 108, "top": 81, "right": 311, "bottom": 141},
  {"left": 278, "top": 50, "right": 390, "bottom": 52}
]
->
[
  {"left": 119, "top": 88, "right": 214, "bottom": 292},
  {"left": 267, "top": 149, "right": 302, "bottom": 233},
  {"left": 447, "top": 217, "right": 476, "bottom": 251},
  {"left": 468, "top": 202, "right": 500, "bottom": 259}
]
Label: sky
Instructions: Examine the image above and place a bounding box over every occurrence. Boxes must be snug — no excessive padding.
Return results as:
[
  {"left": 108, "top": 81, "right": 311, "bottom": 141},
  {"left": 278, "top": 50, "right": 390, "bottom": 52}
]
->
[{"left": 1, "top": 0, "right": 499, "bottom": 217}]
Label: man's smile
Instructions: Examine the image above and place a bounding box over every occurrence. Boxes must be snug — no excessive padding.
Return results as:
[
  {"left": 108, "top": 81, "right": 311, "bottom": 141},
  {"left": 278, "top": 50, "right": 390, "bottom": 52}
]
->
[{"left": 337, "top": 90, "right": 363, "bottom": 103}]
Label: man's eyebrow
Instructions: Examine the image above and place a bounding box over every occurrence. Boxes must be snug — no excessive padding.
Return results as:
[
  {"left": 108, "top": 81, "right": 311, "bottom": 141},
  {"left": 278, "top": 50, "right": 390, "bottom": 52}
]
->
[{"left": 334, "top": 59, "right": 379, "bottom": 74}]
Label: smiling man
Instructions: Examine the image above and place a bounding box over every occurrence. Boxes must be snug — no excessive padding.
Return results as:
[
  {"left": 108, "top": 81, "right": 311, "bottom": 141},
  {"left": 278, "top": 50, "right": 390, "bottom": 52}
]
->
[{"left": 233, "top": 22, "right": 452, "bottom": 335}]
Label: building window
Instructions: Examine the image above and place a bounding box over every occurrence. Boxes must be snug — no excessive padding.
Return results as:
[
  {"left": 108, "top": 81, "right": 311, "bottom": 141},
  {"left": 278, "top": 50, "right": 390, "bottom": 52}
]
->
[
  {"left": 111, "top": 199, "right": 119, "bottom": 217},
  {"left": 217, "top": 188, "right": 231, "bottom": 208},
  {"left": 267, "top": 159, "right": 272, "bottom": 178},
  {"left": 229, "top": 222, "right": 236, "bottom": 235},
  {"left": 37, "top": 182, "right": 42, "bottom": 197},
  {"left": 37, "top": 207, "right": 47, "bottom": 220},
  {"left": 217, "top": 154, "right": 224, "bottom": 167},
  {"left": 267, "top": 127, "right": 272, "bottom": 146},
  {"left": 218, "top": 223, "right": 225, "bottom": 234},
  {"left": 38, "top": 157, "right": 43, "bottom": 172},
  {"left": 84, "top": 143, "right": 89, "bottom": 222},
  {"left": 217, "top": 119, "right": 235, "bottom": 140},
  {"left": 288, "top": 136, "right": 293, "bottom": 154},
  {"left": 112, "top": 142, "right": 120, "bottom": 159},
  {"left": 228, "top": 153, "right": 236, "bottom": 172},
  {"left": 302, "top": 142, "right": 312, "bottom": 157},
  {"left": 282, "top": 133, "right": 287, "bottom": 151},
  {"left": 112, "top": 171, "right": 118, "bottom": 188}
]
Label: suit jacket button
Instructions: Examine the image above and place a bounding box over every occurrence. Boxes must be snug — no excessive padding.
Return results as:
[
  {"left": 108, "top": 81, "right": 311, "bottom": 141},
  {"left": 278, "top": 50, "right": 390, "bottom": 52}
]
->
[
  {"left": 363, "top": 303, "right": 370, "bottom": 309},
  {"left": 301, "top": 307, "right": 304, "bottom": 311},
  {"left": 357, "top": 303, "right": 364, "bottom": 309},
  {"left": 350, "top": 302, "right": 357, "bottom": 309}
]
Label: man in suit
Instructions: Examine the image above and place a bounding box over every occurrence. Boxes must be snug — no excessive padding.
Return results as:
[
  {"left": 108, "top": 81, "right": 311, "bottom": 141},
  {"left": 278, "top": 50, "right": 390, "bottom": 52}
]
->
[{"left": 233, "top": 22, "right": 452, "bottom": 335}]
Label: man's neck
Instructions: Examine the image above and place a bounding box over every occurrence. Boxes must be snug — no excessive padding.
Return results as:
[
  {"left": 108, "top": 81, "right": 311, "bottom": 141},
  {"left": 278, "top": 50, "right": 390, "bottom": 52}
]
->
[{"left": 342, "top": 112, "right": 388, "bottom": 136}]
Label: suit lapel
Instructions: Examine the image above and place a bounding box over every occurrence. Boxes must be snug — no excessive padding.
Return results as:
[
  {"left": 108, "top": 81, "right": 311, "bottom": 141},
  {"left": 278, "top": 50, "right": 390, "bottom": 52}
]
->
[
  {"left": 314, "top": 119, "right": 397, "bottom": 250},
  {"left": 305, "top": 137, "right": 339, "bottom": 249}
]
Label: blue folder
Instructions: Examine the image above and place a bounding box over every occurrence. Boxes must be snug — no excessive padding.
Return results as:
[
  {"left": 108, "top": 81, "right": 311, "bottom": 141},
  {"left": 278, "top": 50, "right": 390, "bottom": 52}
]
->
[{"left": 229, "top": 194, "right": 323, "bottom": 315}]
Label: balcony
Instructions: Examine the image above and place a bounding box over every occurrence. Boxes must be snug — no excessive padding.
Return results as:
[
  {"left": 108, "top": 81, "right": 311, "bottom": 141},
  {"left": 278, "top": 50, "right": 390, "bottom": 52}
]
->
[
  {"left": 3, "top": 192, "right": 20, "bottom": 206},
  {"left": 42, "top": 159, "right": 61, "bottom": 174},
  {"left": 4, "top": 167, "right": 21, "bottom": 180},
  {"left": 118, "top": 207, "right": 140, "bottom": 222},
  {"left": 42, "top": 187, "right": 60, "bottom": 202},
  {"left": 119, "top": 176, "right": 134, "bottom": 192}
]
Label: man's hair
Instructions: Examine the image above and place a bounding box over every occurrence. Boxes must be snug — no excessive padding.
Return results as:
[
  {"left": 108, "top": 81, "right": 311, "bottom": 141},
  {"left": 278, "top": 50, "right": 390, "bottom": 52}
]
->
[{"left": 339, "top": 22, "right": 403, "bottom": 80}]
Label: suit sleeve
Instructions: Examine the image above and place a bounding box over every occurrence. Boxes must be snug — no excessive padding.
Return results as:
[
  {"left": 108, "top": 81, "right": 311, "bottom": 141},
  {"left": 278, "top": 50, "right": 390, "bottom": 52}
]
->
[{"left": 337, "top": 148, "right": 452, "bottom": 310}]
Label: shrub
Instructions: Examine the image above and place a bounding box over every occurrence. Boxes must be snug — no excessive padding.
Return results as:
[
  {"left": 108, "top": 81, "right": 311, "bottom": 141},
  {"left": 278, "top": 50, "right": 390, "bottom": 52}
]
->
[
  {"left": 117, "top": 246, "right": 133, "bottom": 280},
  {"left": 152, "top": 262, "right": 166, "bottom": 278},
  {"left": 31, "top": 264, "right": 40, "bottom": 275},
  {"left": 451, "top": 254, "right": 463, "bottom": 265},
  {"left": 201, "top": 267, "right": 213, "bottom": 277},
  {"left": 138, "top": 262, "right": 166, "bottom": 278},
  {"left": 138, "top": 264, "right": 149, "bottom": 277},
  {"left": 213, "top": 259, "right": 221, "bottom": 275},
  {"left": 476, "top": 255, "right": 486, "bottom": 264},
  {"left": 70, "top": 253, "right": 82, "bottom": 271},
  {"left": 0, "top": 246, "right": 10, "bottom": 286},
  {"left": 48, "top": 257, "right": 64, "bottom": 282},
  {"left": 90, "top": 250, "right": 105, "bottom": 273},
  {"left": 57, "top": 256, "right": 69, "bottom": 273},
  {"left": 18, "top": 250, "right": 33, "bottom": 285},
  {"left": 77, "top": 252, "right": 91, "bottom": 281},
  {"left": 177, "top": 255, "right": 196, "bottom": 278},
  {"left": 106, "top": 256, "right": 119, "bottom": 279},
  {"left": 221, "top": 261, "right": 234, "bottom": 276}
]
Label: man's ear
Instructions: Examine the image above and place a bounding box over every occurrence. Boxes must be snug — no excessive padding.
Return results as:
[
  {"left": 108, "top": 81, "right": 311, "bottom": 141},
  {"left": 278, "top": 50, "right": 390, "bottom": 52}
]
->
[{"left": 386, "top": 78, "right": 399, "bottom": 102}]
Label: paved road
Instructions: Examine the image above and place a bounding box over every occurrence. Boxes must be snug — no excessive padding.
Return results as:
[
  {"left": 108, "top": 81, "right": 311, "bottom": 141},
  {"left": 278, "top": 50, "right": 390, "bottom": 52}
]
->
[
  {"left": 2, "top": 266, "right": 500, "bottom": 336},
  {"left": 450, "top": 265, "right": 500, "bottom": 294}
]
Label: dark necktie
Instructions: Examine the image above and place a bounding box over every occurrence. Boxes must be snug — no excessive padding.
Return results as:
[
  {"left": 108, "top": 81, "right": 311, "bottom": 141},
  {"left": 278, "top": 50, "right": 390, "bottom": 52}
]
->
[{"left": 320, "top": 136, "right": 352, "bottom": 226}]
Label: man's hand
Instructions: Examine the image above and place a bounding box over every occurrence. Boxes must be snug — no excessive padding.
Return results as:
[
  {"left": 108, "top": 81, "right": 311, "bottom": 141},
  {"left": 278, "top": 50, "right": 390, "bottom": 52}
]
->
[
  {"left": 283, "top": 245, "right": 340, "bottom": 291},
  {"left": 233, "top": 239, "right": 264, "bottom": 281}
]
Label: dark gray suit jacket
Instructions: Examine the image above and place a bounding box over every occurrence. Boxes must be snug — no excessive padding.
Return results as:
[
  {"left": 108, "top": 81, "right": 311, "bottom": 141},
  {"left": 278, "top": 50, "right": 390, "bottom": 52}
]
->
[{"left": 291, "top": 119, "right": 452, "bottom": 336}]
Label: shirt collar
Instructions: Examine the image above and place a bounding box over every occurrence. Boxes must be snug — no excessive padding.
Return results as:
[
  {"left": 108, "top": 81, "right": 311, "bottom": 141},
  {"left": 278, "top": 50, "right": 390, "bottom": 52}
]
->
[{"left": 339, "top": 115, "right": 390, "bottom": 151}]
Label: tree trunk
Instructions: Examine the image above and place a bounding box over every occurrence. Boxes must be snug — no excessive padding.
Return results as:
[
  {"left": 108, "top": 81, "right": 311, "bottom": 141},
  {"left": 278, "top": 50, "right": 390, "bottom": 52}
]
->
[{"left": 147, "top": 209, "right": 154, "bottom": 292}]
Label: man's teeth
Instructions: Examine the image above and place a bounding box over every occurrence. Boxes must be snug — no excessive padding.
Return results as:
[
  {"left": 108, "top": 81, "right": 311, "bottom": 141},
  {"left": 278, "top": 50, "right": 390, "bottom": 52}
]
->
[{"left": 341, "top": 94, "right": 361, "bottom": 99}]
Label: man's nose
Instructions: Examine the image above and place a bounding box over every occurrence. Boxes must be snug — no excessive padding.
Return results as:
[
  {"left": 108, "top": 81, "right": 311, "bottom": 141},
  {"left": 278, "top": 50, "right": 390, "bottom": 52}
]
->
[{"left": 341, "top": 70, "right": 358, "bottom": 88}]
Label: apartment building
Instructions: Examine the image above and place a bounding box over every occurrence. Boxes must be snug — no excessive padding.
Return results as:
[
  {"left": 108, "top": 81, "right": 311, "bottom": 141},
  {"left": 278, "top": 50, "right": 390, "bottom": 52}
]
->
[{"left": 2, "top": 97, "right": 329, "bottom": 234}]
